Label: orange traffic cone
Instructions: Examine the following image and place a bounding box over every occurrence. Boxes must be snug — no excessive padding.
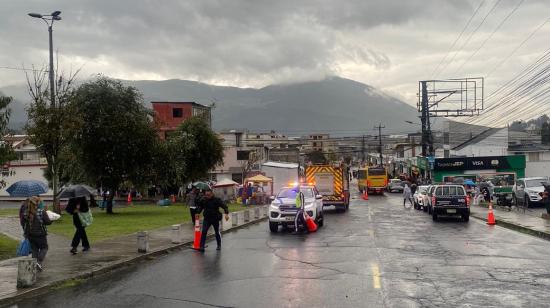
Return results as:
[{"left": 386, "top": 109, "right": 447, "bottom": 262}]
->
[
  {"left": 170, "top": 194, "right": 176, "bottom": 203},
  {"left": 487, "top": 202, "right": 496, "bottom": 225},
  {"left": 362, "top": 189, "right": 369, "bottom": 201},
  {"left": 305, "top": 216, "right": 317, "bottom": 232},
  {"left": 127, "top": 192, "right": 132, "bottom": 204},
  {"left": 193, "top": 218, "right": 202, "bottom": 249}
]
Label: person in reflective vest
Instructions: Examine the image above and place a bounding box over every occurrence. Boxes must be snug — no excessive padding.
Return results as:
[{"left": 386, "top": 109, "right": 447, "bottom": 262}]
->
[{"left": 294, "top": 188, "right": 306, "bottom": 233}]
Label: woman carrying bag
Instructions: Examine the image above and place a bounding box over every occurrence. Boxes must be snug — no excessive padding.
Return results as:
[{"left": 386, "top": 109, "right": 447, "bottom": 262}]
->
[
  {"left": 66, "top": 196, "right": 93, "bottom": 255},
  {"left": 19, "top": 196, "right": 52, "bottom": 271}
]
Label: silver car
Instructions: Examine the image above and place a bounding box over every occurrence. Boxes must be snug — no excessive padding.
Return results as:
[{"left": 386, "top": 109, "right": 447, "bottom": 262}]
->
[{"left": 388, "top": 179, "right": 404, "bottom": 193}]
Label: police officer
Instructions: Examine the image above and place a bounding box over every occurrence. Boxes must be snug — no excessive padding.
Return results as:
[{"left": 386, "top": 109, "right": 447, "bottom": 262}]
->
[
  {"left": 294, "top": 188, "right": 306, "bottom": 233},
  {"left": 194, "top": 189, "right": 229, "bottom": 252}
]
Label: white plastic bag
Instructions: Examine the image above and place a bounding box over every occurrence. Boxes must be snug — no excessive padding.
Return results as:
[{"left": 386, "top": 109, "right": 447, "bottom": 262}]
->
[{"left": 46, "top": 210, "right": 61, "bottom": 221}]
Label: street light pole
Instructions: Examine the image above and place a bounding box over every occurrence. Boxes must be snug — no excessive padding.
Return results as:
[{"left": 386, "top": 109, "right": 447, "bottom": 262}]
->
[
  {"left": 29, "top": 11, "right": 62, "bottom": 108},
  {"left": 48, "top": 24, "right": 55, "bottom": 108}
]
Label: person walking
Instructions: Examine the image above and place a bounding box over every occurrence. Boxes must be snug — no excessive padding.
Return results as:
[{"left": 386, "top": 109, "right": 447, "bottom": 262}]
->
[
  {"left": 194, "top": 189, "right": 229, "bottom": 252},
  {"left": 403, "top": 184, "right": 413, "bottom": 208},
  {"left": 66, "top": 197, "right": 91, "bottom": 255},
  {"left": 19, "top": 196, "right": 52, "bottom": 271},
  {"left": 186, "top": 187, "right": 199, "bottom": 225}
]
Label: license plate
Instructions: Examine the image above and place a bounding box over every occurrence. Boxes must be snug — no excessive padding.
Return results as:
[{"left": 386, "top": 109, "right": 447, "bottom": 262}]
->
[
  {"left": 285, "top": 216, "right": 295, "bottom": 221},
  {"left": 446, "top": 209, "right": 456, "bottom": 214}
]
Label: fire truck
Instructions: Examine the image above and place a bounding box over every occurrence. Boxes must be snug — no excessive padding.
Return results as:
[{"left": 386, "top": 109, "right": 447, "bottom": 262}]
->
[{"left": 305, "top": 164, "right": 350, "bottom": 211}]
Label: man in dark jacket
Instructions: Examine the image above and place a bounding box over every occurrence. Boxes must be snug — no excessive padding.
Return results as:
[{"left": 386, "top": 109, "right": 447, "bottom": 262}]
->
[{"left": 195, "top": 189, "right": 229, "bottom": 252}]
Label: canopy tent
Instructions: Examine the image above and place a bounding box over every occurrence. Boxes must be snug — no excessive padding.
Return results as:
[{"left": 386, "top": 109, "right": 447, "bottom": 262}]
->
[
  {"left": 245, "top": 174, "right": 274, "bottom": 197},
  {"left": 213, "top": 179, "right": 239, "bottom": 187},
  {"left": 246, "top": 174, "right": 273, "bottom": 183}
]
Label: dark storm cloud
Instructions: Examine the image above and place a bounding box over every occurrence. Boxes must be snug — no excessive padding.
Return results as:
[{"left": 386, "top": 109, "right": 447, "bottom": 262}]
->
[{"left": 0, "top": 0, "right": 548, "bottom": 96}]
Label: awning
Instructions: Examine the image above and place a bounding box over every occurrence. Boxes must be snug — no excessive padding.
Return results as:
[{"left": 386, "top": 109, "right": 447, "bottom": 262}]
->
[{"left": 246, "top": 174, "right": 273, "bottom": 183}]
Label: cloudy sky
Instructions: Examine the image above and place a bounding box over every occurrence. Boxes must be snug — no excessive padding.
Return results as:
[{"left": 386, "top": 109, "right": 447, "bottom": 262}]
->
[{"left": 0, "top": 0, "right": 548, "bottom": 105}]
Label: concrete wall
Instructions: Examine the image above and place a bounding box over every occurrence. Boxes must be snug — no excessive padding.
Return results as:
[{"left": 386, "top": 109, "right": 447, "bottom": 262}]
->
[{"left": 525, "top": 161, "right": 550, "bottom": 178}]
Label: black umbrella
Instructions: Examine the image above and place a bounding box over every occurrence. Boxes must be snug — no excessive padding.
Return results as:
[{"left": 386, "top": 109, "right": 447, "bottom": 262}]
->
[{"left": 58, "top": 184, "right": 97, "bottom": 199}]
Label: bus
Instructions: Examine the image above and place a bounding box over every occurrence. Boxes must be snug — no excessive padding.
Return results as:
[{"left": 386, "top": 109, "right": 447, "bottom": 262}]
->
[{"left": 366, "top": 166, "right": 388, "bottom": 194}]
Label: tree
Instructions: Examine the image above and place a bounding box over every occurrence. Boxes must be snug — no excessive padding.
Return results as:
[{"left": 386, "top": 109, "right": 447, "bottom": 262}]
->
[
  {"left": 25, "top": 69, "right": 78, "bottom": 213},
  {"left": 70, "top": 77, "right": 158, "bottom": 213},
  {"left": 240, "top": 149, "right": 262, "bottom": 183},
  {"left": 542, "top": 122, "right": 550, "bottom": 144},
  {"left": 0, "top": 95, "right": 16, "bottom": 188},
  {"left": 169, "top": 117, "right": 223, "bottom": 183},
  {"left": 306, "top": 150, "right": 327, "bottom": 165}
]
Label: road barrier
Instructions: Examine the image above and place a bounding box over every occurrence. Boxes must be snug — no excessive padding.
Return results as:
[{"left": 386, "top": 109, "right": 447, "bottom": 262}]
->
[
  {"left": 16, "top": 257, "right": 36, "bottom": 288},
  {"left": 171, "top": 224, "right": 181, "bottom": 244},
  {"left": 232, "top": 212, "right": 238, "bottom": 226},
  {"left": 244, "top": 209, "right": 251, "bottom": 223},
  {"left": 254, "top": 207, "right": 260, "bottom": 219},
  {"left": 137, "top": 231, "right": 149, "bottom": 253}
]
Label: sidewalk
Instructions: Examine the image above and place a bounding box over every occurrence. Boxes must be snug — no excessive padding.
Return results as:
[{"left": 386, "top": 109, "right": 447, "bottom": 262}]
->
[
  {"left": 0, "top": 205, "right": 269, "bottom": 306},
  {"left": 470, "top": 204, "right": 550, "bottom": 240}
]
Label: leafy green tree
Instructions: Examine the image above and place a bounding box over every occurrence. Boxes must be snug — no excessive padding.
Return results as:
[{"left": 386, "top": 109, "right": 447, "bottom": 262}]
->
[
  {"left": 306, "top": 150, "right": 327, "bottom": 165},
  {"left": 25, "top": 70, "right": 78, "bottom": 212},
  {"left": 70, "top": 77, "right": 158, "bottom": 212},
  {"left": 0, "top": 95, "right": 16, "bottom": 186},
  {"left": 169, "top": 117, "right": 223, "bottom": 183},
  {"left": 542, "top": 122, "right": 550, "bottom": 144}
]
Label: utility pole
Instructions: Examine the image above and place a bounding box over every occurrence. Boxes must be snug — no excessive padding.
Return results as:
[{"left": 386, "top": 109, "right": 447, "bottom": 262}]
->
[
  {"left": 374, "top": 123, "right": 385, "bottom": 166},
  {"left": 361, "top": 135, "right": 365, "bottom": 165},
  {"left": 420, "top": 81, "right": 431, "bottom": 157}
]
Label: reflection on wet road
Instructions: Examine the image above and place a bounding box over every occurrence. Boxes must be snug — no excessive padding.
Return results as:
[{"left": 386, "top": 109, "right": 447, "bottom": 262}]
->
[{"left": 13, "top": 192, "right": 550, "bottom": 307}]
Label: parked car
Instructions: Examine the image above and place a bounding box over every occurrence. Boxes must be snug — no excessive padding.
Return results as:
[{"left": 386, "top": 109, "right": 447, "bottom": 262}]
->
[
  {"left": 413, "top": 185, "right": 430, "bottom": 210},
  {"left": 424, "top": 185, "right": 437, "bottom": 213},
  {"left": 431, "top": 184, "right": 470, "bottom": 222},
  {"left": 268, "top": 185, "right": 324, "bottom": 232},
  {"left": 388, "top": 179, "right": 404, "bottom": 193},
  {"left": 513, "top": 177, "right": 549, "bottom": 208}
]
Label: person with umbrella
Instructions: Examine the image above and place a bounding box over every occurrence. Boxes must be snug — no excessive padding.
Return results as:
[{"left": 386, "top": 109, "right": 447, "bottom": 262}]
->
[
  {"left": 66, "top": 196, "right": 91, "bottom": 255},
  {"left": 19, "top": 196, "right": 52, "bottom": 271}
]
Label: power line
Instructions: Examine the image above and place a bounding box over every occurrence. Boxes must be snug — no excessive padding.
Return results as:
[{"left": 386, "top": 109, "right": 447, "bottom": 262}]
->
[
  {"left": 486, "top": 15, "right": 550, "bottom": 78},
  {"left": 453, "top": 0, "right": 524, "bottom": 76},
  {"left": 431, "top": 0, "right": 486, "bottom": 78},
  {"left": 0, "top": 66, "right": 46, "bottom": 72},
  {"left": 437, "top": 0, "right": 501, "bottom": 78}
]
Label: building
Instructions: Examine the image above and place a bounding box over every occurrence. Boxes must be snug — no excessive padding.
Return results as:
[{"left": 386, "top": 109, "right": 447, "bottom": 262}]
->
[
  {"left": 306, "top": 134, "right": 331, "bottom": 152},
  {"left": 0, "top": 135, "right": 51, "bottom": 197},
  {"left": 152, "top": 101, "right": 211, "bottom": 139}
]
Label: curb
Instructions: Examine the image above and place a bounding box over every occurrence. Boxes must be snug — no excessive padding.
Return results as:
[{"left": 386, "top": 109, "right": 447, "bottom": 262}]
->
[
  {"left": 0, "top": 212, "right": 268, "bottom": 307},
  {"left": 470, "top": 213, "right": 550, "bottom": 241}
]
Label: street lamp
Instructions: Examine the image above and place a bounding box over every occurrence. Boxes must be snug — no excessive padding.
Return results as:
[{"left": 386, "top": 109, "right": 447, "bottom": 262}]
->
[
  {"left": 28, "top": 11, "right": 62, "bottom": 107},
  {"left": 405, "top": 120, "right": 422, "bottom": 126}
]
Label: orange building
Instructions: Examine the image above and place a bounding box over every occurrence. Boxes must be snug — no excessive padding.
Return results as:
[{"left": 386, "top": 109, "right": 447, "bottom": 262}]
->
[{"left": 152, "top": 101, "right": 211, "bottom": 139}]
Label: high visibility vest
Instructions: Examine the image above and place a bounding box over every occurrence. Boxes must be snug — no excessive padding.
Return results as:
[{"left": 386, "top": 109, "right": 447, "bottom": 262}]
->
[{"left": 295, "top": 192, "right": 304, "bottom": 208}]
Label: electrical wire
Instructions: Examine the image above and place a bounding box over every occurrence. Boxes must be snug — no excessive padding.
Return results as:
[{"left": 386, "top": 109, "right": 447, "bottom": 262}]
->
[{"left": 431, "top": 0, "right": 486, "bottom": 78}]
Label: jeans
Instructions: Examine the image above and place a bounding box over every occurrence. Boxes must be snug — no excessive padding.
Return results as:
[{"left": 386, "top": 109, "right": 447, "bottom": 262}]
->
[
  {"left": 28, "top": 235, "right": 48, "bottom": 263},
  {"left": 71, "top": 226, "right": 90, "bottom": 249},
  {"left": 199, "top": 219, "right": 221, "bottom": 249}
]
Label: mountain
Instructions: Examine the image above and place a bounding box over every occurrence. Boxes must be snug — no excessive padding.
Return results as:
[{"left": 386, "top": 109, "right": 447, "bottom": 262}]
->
[{"left": 0, "top": 76, "right": 419, "bottom": 134}]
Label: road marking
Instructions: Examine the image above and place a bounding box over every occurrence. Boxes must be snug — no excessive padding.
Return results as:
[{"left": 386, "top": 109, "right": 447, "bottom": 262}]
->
[
  {"left": 371, "top": 264, "right": 381, "bottom": 289},
  {"left": 368, "top": 207, "right": 372, "bottom": 222}
]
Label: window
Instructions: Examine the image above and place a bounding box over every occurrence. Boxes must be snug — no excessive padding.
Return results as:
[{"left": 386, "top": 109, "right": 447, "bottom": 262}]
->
[{"left": 172, "top": 108, "right": 183, "bottom": 118}]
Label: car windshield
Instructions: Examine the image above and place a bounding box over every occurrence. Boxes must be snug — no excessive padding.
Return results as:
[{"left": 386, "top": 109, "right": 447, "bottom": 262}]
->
[
  {"left": 277, "top": 188, "right": 314, "bottom": 199},
  {"left": 417, "top": 186, "right": 429, "bottom": 194},
  {"left": 525, "top": 179, "right": 546, "bottom": 188}
]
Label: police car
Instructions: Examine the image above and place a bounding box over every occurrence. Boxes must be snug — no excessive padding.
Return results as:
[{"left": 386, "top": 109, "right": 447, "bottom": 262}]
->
[{"left": 268, "top": 184, "right": 324, "bottom": 232}]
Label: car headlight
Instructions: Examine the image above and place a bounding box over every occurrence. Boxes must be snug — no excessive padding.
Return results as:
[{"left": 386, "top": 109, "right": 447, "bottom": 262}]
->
[{"left": 270, "top": 204, "right": 280, "bottom": 211}]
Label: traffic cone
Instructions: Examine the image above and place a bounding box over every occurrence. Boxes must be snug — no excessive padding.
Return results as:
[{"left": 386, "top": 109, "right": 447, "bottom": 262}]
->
[
  {"left": 305, "top": 216, "right": 317, "bottom": 232},
  {"left": 127, "top": 192, "right": 132, "bottom": 204},
  {"left": 362, "top": 189, "right": 369, "bottom": 201},
  {"left": 487, "top": 202, "right": 496, "bottom": 225},
  {"left": 193, "top": 218, "right": 202, "bottom": 249},
  {"left": 170, "top": 194, "right": 176, "bottom": 203}
]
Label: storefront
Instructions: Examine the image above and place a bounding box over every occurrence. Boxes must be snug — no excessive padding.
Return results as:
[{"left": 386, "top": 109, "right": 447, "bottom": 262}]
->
[{"left": 433, "top": 155, "right": 526, "bottom": 183}]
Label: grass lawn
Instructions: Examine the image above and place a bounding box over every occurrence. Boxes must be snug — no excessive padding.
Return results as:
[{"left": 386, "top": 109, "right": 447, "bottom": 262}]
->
[
  {"left": 0, "top": 233, "right": 18, "bottom": 261},
  {"left": 47, "top": 202, "right": 253, "bottom": 242},
  {"left": 0, "top": 208, "right": 19, "bottom": 217}
]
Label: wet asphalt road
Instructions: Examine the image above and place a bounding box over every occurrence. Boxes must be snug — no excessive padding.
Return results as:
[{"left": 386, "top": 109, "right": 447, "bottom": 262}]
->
[{"left": 11, "top": 191, "right": 550, "bottom": 308}]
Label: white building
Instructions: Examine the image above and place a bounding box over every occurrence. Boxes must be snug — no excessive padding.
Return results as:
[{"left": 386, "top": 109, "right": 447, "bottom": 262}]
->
[
  {"left": 0, "top": 135, "right": 52, "bottom": 197},
  {"left": 450, "top": 127, "right": 509, "bottom": 157}
]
